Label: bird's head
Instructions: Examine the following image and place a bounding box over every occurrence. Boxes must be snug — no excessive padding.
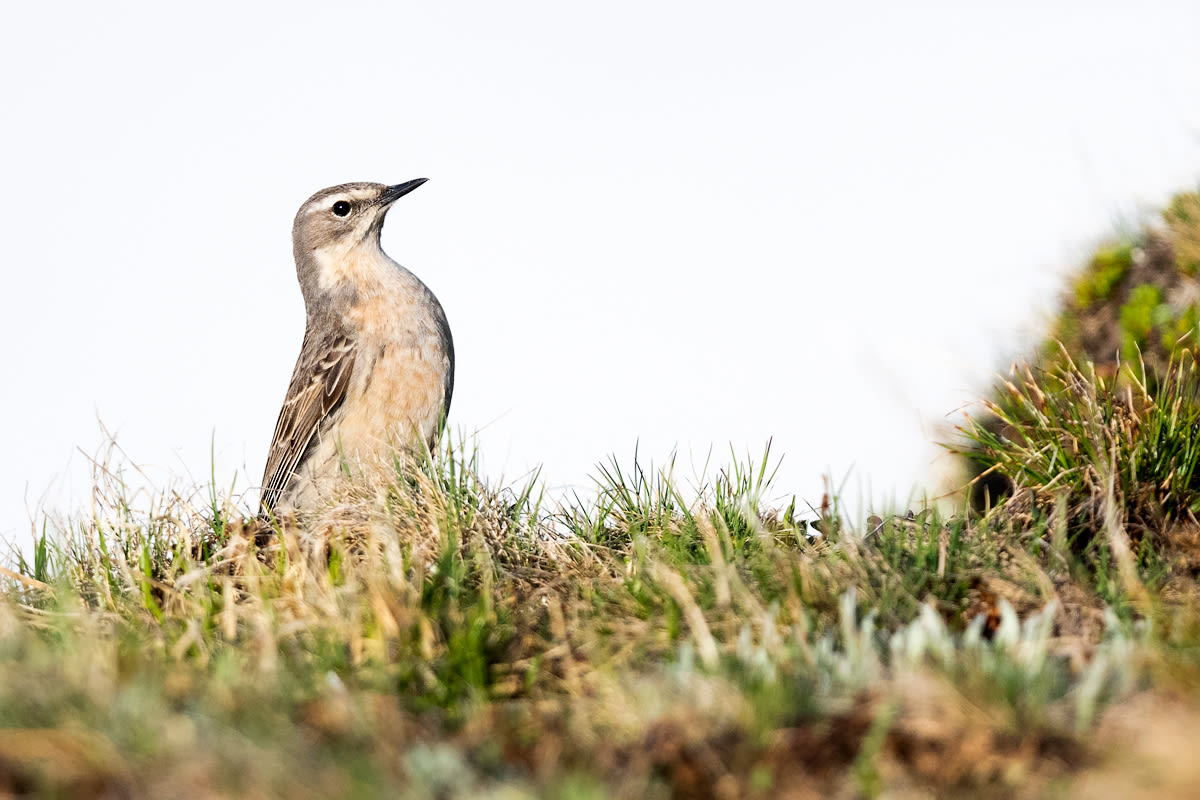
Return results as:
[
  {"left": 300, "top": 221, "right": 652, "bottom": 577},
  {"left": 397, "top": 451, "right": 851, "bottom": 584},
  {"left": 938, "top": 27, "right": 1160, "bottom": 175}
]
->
[{"left": 291, "top": 179, "right": 427, "bottom": 309}]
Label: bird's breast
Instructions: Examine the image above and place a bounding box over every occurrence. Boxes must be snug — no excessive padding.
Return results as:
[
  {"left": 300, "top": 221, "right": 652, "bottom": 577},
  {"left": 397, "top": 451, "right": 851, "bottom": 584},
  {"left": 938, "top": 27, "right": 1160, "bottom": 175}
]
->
[
  {"left": 285, "top": 333, "right": 449, "bottom": 507},
  {"left": 336, "top": 294, "right": 451, "bottom": 458}
]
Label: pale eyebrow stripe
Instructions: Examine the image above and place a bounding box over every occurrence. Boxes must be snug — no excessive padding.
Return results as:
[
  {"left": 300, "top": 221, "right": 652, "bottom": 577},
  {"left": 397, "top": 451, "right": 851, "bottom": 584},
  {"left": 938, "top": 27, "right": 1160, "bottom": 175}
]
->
[{"left": 305, "top": 189, "right": 377, "bottom": 216}]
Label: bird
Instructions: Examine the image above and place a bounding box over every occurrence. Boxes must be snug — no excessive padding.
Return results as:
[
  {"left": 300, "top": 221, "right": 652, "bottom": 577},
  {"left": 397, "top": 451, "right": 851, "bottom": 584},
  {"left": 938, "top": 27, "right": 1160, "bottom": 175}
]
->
[{"left": 258, "top": 179, "right": 454, "bottom": 516}]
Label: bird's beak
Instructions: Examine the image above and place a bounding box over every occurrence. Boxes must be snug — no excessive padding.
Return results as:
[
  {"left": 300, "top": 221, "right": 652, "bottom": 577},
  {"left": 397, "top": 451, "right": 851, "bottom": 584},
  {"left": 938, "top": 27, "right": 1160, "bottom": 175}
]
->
[{"left": 379, "top": 178, "right": 428, "bottom": 207}]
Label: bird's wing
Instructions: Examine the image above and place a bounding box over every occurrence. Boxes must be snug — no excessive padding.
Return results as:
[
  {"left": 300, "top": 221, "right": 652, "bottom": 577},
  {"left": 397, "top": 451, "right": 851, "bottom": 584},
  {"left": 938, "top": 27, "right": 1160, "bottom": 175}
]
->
[{"left": 259, "top": 328, "right": 357, "bottom": 514}]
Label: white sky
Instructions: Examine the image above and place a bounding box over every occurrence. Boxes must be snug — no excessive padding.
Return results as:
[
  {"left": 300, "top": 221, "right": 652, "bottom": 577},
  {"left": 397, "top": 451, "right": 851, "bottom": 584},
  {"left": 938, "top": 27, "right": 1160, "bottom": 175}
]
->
[{"left": 2, "top": 1, "right": 1199, "bottom": 548}]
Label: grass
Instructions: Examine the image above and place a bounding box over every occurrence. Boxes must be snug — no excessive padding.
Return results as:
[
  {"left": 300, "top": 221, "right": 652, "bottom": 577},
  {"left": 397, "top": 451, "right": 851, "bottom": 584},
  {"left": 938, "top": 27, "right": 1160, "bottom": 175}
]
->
[{"left": 2, "top": 383, "right": 1199, "bottom": 799}]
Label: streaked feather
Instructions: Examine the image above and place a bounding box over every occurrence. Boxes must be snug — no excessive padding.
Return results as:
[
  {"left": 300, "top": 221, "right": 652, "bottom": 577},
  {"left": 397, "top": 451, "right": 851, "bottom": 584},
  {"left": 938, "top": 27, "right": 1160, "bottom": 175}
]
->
[{"left": 258, "top": 327, "right": 357, "bottom": 514}]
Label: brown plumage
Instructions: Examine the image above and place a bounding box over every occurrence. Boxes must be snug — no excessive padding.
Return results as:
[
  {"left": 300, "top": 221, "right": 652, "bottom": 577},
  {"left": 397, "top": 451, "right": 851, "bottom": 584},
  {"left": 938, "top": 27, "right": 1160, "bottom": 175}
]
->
[{"left": 259, "top": 180, "right": 453, "bottom": 515}]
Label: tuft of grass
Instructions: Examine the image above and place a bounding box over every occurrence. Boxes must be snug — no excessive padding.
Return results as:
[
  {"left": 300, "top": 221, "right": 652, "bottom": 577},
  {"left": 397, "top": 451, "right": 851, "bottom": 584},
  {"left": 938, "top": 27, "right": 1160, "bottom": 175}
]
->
[{"left": 959, "top": 347, "right": 1200, "bottom": 548}]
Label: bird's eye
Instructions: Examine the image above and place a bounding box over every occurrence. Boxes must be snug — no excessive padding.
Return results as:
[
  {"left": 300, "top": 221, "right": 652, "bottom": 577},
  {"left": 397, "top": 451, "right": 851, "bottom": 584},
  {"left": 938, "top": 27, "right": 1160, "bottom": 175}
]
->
[{"left": 332, "top": 200, "right": 352, "bottom": 217}]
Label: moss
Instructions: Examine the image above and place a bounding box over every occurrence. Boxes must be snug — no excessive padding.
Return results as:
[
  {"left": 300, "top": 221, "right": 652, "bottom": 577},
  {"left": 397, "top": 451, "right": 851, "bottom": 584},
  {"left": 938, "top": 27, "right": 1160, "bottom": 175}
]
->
[
  {"left": 1163, "top": 304, "right": 1200, "bottom": 353},
  {"left": 1119, "top": 284, "right": 1165, "bottom": 361},
  {"left": 1074, "top": 242, "right": 1134, "bottom": 308}
]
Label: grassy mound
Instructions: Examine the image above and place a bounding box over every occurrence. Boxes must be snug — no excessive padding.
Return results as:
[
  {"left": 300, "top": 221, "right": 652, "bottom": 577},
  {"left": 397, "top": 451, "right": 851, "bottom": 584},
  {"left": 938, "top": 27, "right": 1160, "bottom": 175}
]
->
[{"left": 2, "top": 416, "right": 1199, "bottom": 797}]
